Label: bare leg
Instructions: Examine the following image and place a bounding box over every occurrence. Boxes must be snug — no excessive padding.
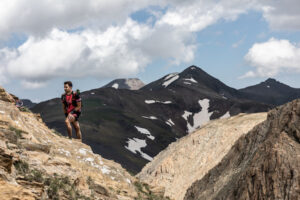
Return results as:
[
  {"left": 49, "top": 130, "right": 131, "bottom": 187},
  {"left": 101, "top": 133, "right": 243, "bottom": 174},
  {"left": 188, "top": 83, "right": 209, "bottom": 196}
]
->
[
  {"left": 65, "top": 118, "right": 72, "bottom": 139},
  {"left": 72, "top": 121, "right": 82, "bottom": 140}
]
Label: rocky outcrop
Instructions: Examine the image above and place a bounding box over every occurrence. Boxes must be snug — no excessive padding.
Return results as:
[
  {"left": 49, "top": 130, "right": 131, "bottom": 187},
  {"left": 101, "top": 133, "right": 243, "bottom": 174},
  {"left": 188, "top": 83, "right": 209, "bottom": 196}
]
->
[
  {"left": 102, "top": 78, "right": 145, "bottom": 90},
  {"left": 184, "top": 99, "right": 300, "bottom": 200},
  {"left": 137, "top": 112, "right": 267, "bottom": 200},
  {"left": 0, "top": 86, "right": 14, "bottom": 103},
  {"left": 0, "top": 87, "right": 168, "bottom": 200}
]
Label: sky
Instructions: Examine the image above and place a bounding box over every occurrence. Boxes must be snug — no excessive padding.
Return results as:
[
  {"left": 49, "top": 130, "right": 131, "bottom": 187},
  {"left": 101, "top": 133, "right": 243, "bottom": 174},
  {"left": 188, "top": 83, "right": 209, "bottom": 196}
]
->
[{"left": 1, "top": 0, "right": 300, "bottom": 103}]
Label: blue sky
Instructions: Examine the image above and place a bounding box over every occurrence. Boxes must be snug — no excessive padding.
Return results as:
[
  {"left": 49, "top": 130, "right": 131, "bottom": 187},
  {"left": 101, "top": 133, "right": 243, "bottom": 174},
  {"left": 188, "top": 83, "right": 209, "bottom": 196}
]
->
[{"left": 1, "top": 0, "right": 300, "bottom": 103}]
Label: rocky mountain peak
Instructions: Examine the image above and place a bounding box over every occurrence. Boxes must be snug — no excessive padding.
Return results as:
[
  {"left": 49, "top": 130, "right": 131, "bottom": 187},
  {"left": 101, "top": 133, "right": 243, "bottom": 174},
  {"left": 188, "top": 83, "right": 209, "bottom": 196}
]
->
[
  {"left": 125, "top": 78, "right": 145, "bottom": 90},
  {"left": 262, "top": 78, "right": 285, "bottom": 87},
  {"left": 180, "top": 65, "right": 212, "bottom": 79},
  {"left": 184, "top": 65, "right": 204, "bottom": 71},
  {"left": 265, "top": 77, "right": 278, "bottom": 84},
  {"left": 239, "top": 77, "right": 300, "bottom": 106}
]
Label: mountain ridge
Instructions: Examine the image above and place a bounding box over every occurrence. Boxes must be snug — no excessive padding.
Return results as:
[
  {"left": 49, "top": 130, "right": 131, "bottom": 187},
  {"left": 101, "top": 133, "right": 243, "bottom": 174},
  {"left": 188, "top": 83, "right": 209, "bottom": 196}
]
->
[
  {"left": 30, "top": 65, "right": 278, "bottom": 174},
  {"left": 239, "top": 78, "right": 300, "bottom": 105},
  {"left": 137, "top": 112, "right": 267, "bottom": 200},
  {"left": 184, "top": 98, "right": 300, "bottom": 200}
]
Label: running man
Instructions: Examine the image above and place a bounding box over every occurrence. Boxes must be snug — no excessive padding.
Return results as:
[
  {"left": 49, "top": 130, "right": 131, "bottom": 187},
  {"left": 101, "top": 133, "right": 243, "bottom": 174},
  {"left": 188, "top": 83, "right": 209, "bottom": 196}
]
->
[{"left": 61, "top": 81, "right": 82, "bottom": 140}]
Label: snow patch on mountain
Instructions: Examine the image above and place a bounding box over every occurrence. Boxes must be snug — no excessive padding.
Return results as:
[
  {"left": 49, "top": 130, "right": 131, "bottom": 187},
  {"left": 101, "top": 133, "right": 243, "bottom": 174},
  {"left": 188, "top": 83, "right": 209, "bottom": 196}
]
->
[
  {"left": 183, "top": 99, "right": 214, "bottom": 133},
  {"left": 145, "top": 100, "right": 156, "bottom": 104},
  {"left": 125, "top": 138, "right": 153, "bottom": 161},
  {"left": 145, "top": 100, "right": 172, "bottom": 104},
  {"left": 112, "top": 83, "right": 119, "bottom": 89},
  {"left": 184, "top": 78, "right": 198, "bottom": 83},
  {"left": 166, "top": 119, "right": 175, "bottom": 126},
  {"left": 135, "top": 126, "right": 155, "bottom": 140},
  {"left": 163, "top": 75, "right": 179, "bottom": 88},
  {"left": 182, "top": 111, "right": 193, "bottom": 121},
  {"left": 164, "top": 73, "right": 178, "bottom": 80},
  {"left": 220, "top": 111, "right": 230, "bottom": 119},
  {"left": 142, "top": 116, "right": 158, "bottom": 120}
]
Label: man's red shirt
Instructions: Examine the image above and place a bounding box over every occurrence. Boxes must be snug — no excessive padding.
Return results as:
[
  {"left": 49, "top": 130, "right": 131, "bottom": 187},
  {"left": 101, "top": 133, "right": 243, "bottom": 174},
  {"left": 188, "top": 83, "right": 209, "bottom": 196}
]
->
[
  {"left": 65, "top": 94, "right": 75, "bottom": 113},
  {"left": 62, "top": 91, "right": 81, "bottom": 114}
]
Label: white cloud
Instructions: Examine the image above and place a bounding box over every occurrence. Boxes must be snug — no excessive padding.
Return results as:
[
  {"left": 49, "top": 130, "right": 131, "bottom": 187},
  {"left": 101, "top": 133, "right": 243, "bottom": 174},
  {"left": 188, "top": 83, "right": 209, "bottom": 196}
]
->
[
  {"left": 1, "top": 20, "right": 149, "bottom": 87},
  {"left": 243, "top": 38, "right": 300, "bottom": 78},
  {"left": 238, "top": 71, "right": 256, "bottom": 79},
  {"left": 158, "top": 0, "right": 254, "bottom": 32},
  {"left": 0, "top": 0, "right": 258, "bottom": 89},
  {"left": 0, "top": 0, "right": 162, "bottom": 38},
  {"left": 260, "top": 0, "right": 300, "bottom": 31},
  {"left": 0, "top": 0, "right": 298, "bottom": 38},
  {"left": 140, "top": 25, "right": 196, "bottom": 65},
  {"left": 158, "top": 0, "right": 300, "bottom": 32},
  {"left": 1, "top": 0, "right": 300, "bottom": 89},
  {"left": 0, "top": 19, "right": 196, "bottom": 88}
]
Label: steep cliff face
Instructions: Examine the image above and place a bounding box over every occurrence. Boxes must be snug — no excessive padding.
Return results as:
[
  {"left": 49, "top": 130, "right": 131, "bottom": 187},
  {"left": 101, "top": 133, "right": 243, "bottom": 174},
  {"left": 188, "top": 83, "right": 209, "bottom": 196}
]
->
[
  {"left": 0, "top": 87, "right": 167, "bottom": 200},
  {"left": 184, "top": 99, "right": 300, "bottom": 200},
  {"left": 137, "top": 112, "right": 267, "bottom": 200}
]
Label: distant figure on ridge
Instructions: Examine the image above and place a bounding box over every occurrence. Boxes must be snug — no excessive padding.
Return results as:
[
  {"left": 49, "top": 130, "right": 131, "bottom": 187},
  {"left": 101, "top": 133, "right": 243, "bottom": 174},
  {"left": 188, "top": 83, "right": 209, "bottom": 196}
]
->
[
  {"left": 61, "top": 81, "right": 82, "bottom": 141},
  {"left": 15, "top": 98, "right": 23, "bottom": 108}
]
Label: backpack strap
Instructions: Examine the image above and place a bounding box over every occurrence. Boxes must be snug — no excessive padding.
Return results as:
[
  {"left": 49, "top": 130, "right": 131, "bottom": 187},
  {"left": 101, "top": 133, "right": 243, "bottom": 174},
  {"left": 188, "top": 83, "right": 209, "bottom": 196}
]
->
[
  {"left": 71, "top": 91, "right": 78, "bottom": 107},
  {"left": 61, "top": 93, "right": 67, "bottom": 107}
]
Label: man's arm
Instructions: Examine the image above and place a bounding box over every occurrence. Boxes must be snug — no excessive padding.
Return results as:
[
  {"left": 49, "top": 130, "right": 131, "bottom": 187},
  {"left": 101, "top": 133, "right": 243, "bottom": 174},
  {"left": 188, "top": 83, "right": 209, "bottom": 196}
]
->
[
  {"left": 74, "top": 101, "right": 81, "bottom": 112},
  {"left": 61, "top": 95, "right": 68, "bottom": 116},
  {"left": 62, "top": 103, "right": 68, "bottom": 116}
]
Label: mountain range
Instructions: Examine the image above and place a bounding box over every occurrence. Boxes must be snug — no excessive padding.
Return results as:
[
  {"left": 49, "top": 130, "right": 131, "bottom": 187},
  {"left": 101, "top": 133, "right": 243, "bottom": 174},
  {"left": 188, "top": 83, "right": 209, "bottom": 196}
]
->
[
  {"left": 30, "top": 65, "right": 300, "bottom": 174},
  {"left": 1, "top": 78, "right": 299, "bottom": 199}
]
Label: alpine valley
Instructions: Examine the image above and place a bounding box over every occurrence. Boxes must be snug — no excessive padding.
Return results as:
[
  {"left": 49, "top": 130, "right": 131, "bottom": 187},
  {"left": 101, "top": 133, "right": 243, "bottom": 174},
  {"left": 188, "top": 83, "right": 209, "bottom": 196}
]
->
[{"left": 31, "top": 66, "right": 300, "bottom": 174}]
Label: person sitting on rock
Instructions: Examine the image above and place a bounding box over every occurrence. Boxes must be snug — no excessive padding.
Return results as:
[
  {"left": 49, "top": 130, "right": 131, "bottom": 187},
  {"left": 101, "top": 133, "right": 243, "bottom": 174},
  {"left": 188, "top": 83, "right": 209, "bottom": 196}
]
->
[
  {"left": 61, "top": 81, "right": 82, "bottom": 141},
  {"left": 15, "top": 98, "right": 23, "bottom": 108}
]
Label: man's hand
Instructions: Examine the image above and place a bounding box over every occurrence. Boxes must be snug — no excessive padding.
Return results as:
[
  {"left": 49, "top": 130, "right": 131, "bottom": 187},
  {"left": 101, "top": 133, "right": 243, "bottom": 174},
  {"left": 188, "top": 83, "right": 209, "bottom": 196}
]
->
[{"left": 68, "top": 113, "right": 75, "bottom": 122}]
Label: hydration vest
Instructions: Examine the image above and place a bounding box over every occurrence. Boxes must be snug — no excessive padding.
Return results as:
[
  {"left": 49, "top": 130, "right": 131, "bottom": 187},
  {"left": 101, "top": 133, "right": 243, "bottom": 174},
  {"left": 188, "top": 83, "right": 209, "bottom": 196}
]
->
[{"left": 61, "top": 91, "right": 80, "bottom": 108}]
